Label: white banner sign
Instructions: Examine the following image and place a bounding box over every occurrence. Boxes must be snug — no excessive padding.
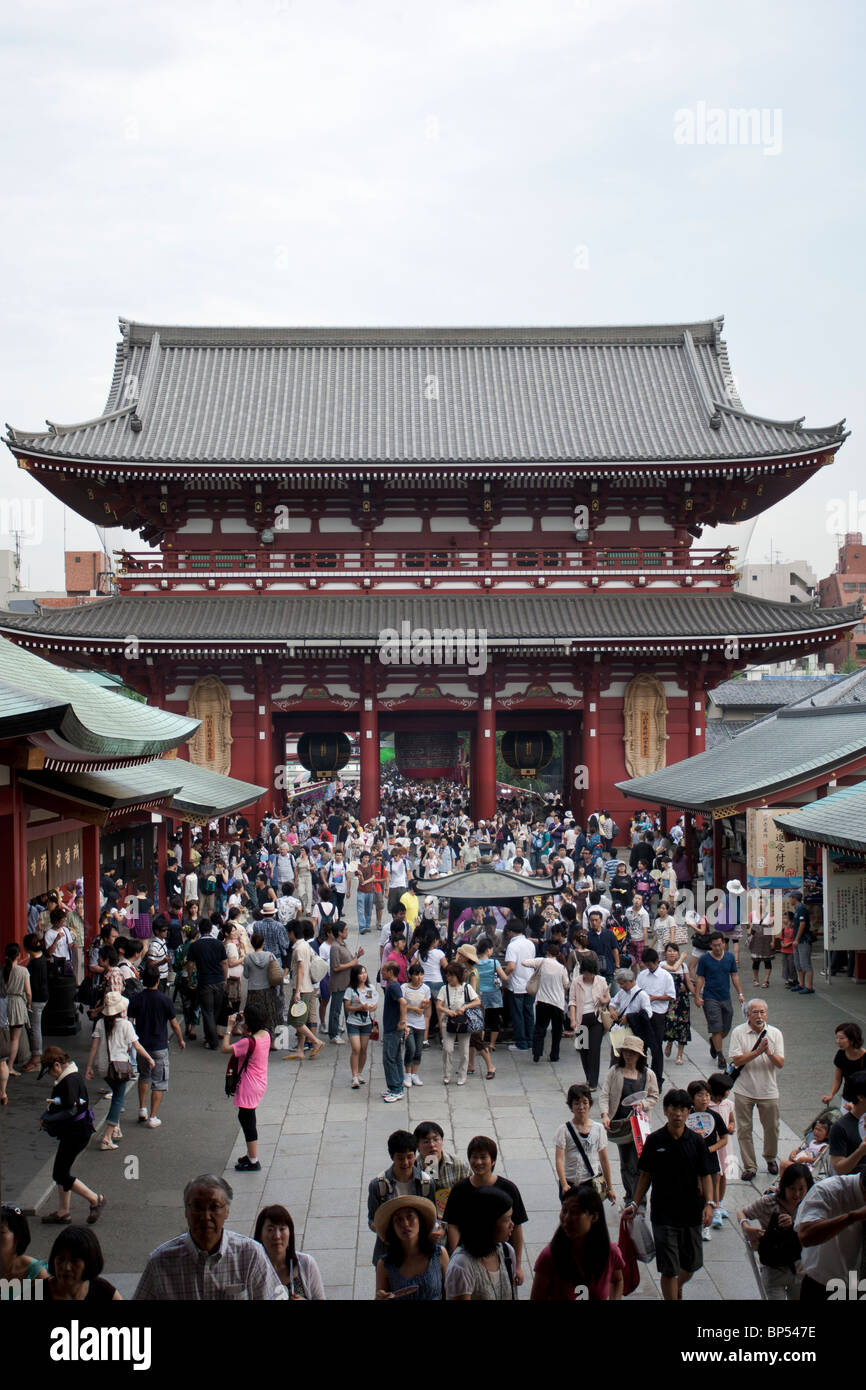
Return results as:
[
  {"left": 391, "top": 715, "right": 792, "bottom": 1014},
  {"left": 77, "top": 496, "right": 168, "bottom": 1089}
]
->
[{"left": 822, "top": 849, "right": 866, "bottom": 952}]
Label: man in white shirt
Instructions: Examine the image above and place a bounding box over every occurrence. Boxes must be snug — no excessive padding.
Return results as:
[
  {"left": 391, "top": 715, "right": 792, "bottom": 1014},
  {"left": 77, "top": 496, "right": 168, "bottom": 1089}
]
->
[
  {"left": 795, "top": 1170, "right": 866, "bottom": 1300},
  {"left": 183, "top": 864, "right": 199, "bottom": 905},
  {"left": 503, "top": 922, "right": 537, "bottom": 1053},
  {"left": 729, "top": 999, "right": 785, "bottom": 1181},
  {"left": 636, "top": 948, "right": 677, "bottom": 1087}
]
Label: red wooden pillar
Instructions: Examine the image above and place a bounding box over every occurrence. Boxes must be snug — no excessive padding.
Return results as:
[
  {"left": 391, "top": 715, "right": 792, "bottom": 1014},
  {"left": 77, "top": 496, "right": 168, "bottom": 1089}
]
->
[
  {"left": 181, "top": 821, "right": 191, "bottom": 866},
  {"left": 254, "top": 663, "right": 274, "bottom": 820},
  {"left": 155, "top": 818, "right": 168, "bottom": 912},
  {"left": 658, "top": 805, "right": 668, "bottom": 834},
  {"left": 82, "top": 823, "right": 100, "bottom": 930},
  {"left": 474, "top": 676, "right": 497, "bottom": 822},
  {"left": 683, "top": 810, "right": 694, "bottom": 882},
  {"left": 1, "top": 775, "right": 28, "bottom": 950},
  {"left": 360, "top": 659, "right": 379, "bottom": 825},
  {"left": 712, "top": 817, "right": 723, "bottom": 891},
  {"left": 585, "top": 667, "right": 601, "bottom": 818},
  {"left": 687, "top": 669, "right": 705, "bottom": 759}
]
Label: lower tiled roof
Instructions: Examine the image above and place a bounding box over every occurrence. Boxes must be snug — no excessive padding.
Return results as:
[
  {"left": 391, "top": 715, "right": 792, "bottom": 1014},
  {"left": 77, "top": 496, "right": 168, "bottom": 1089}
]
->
[
  {"left": 774, "top": 783, "right": 866, "bottom": 854},
  {"left": 0, "top": 592, "right": 859, "bottom": 648}
]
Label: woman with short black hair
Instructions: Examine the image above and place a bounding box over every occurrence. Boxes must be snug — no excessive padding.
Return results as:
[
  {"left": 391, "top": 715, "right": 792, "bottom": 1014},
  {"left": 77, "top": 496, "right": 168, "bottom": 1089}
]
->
[
  {"left": 444, "top": 1186, "right": 516, "bottom": 1301},
  {"left": 44, "top": 1226, "right": 120, "bottom": 1301}
]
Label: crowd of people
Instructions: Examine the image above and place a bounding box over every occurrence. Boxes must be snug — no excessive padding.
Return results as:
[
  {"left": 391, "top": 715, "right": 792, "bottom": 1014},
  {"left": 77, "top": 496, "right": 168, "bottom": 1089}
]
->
[{"left": 2, "top": 782, "right": 864, "bottom": 1301}]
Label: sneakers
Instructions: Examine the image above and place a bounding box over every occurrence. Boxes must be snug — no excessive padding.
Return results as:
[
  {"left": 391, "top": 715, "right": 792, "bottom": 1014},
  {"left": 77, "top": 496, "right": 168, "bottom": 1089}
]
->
[
  {"left": 716, "top": 1054, "right": 727, "bottom": 1070},
  {"left": 717, "top": 1205, "right": 729, "bottom": 1221},
  {"left": 701, "top": 1226, "right": 712, "bottom": 1241},
  {"left": 800, "top": 988, "right": 815, "bottom": 995},
  {"left": 712, "top": 1207, "right": 724, "bottom": 1229},
  {"left": 145, "top": 1117, "right": 162, "bottom": 1128},
  {"left": 383, "top": 1091, "right": 404, "bottom": 1103},
  {"left": 330, "top": 1036, "right": 346, "bottom": 1046},
  {"left": 235, "top": 1156, "right": 261, "bottom": 1171},
  {"left": 412, "top": 1076, "right": 423, "bottom": 1086},
  {"left": 138, "top": 1109, "right": 148, "bottom": 1123},
  {"left": 351, "top": 1077, "right": 361, "bottom": 1089},
  {"left": 403, "top": 1075, "right": 414, "bottom": 1087},
  {"left": 507, "top": 1044, "right": 529, "bottom": 1052}
]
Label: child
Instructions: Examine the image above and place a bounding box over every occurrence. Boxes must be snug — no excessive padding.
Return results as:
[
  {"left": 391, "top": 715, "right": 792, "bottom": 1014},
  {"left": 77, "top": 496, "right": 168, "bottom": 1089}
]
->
[
  {"left": 779, "top": 911, "right": 797, "bottom": 988},
  {"left": 707, "top": 1072, "right": 736, "bottom": 1223},
  {"left": 687, "top": 1079, "right": 728, "bottom": 1240},
  {"left": 401, "top": 963, "right": 430, "bottom": 1088}
]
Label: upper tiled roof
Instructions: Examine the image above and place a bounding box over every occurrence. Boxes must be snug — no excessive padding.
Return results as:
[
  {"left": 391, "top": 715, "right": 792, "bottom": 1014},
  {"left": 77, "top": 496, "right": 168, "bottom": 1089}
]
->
[
  {"left": 0, "top": 592, "right": 859, "bottom": 648},
  {"left": 6, "top": 317, "right": 846, "bottom": 466},
  {"left": 0, "top": 635, "right": 198, "bottom": 756},
  {"left": 708, "top": 676, "right": 842, "bottom": 709}
]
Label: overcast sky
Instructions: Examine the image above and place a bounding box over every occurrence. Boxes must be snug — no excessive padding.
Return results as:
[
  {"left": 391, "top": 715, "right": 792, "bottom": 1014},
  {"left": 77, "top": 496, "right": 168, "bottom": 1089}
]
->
[{"left": 1, "top": 0, "right": 863, "bottom": 589}]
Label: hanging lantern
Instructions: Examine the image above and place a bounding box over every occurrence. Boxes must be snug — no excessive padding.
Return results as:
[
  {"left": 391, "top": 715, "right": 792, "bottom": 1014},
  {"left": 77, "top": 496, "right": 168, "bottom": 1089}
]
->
[
  {"left": 500, "top": 730, "right": 553, "bottom": 778},
  {"left": 296, "top": 732, "right": 351, "bottom": 779},
  {"left": 394, "top": 731, "right": 460, "bottom": 780}
]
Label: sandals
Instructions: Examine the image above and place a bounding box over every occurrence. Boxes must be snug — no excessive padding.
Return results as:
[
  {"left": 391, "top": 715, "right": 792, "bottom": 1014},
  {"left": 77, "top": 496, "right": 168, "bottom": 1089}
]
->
[
  {"left": 42, "top": 1212, "right": 72, "bottom": 1224},
  {"left": 486, "top": 1070, "right": 496, "bottom": 1080},
  {"left": 87, "top": 1195, "right": 106, "bottom": 1225},
  {"left": 99, "top": 1138, "right": 118, "bottom": 1151}
]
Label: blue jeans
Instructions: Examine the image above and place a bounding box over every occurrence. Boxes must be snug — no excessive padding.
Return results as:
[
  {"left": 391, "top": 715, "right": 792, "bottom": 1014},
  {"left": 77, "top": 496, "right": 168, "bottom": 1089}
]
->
[
  {"left": 509, "top": 992, "right": 534, "bottom": 1049},
  {"left": 328, "top": 989, "right": 346, "bottom": 1040},
  {"left": 404, "top": 1028, "right": 424, "bottom": 1069},
  {"left": 106, "top": 1076, "right": 128, "bottom": 1127},
  {"left": 382, "top": 1030, "right": 404, "bottom": 1094},
  {"left": 357, "top": 893, "right": 374, "bottom": 933}
]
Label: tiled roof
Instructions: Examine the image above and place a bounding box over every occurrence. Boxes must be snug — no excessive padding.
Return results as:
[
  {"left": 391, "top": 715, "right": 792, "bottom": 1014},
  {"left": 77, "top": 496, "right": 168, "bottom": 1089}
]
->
[
  {"left": 774, "top": 783, "right": 866, "bottom": 854},
  {"left": 617, "top": 705, "right": 866, "bottom": 811},
  {"left": 0, "top": 592, "right": 859, "bottom": 648},
  {"left": 30, "top": 759, "right": 266, "bottom": 820},
  {"left": 0, "top": 635, "right": 198, "bottom": 756},
  {"left": 707, "top": 676, "right": 842, "bottom": 709},
  {"left": 6, "top": 318, "right": 846, "bottom": 466}
]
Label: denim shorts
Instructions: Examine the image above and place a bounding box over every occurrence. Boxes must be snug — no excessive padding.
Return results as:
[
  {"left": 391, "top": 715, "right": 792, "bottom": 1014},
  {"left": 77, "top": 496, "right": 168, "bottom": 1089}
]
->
[{"left": 346, "top": 1023, "right": 372, "bottom": 1036}]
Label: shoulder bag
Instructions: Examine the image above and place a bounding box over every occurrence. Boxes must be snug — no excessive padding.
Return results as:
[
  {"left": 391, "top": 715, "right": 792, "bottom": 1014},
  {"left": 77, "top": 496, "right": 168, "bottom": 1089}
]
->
[
  {"left": 267, "top": 954, "right": 285, "bottom": 988},
  {"left": 564, "top": 1122, "right": 608, "bottom": 1200},
  {"left": 225, "top": 1035, "right": 256, "bottom": 1097}
]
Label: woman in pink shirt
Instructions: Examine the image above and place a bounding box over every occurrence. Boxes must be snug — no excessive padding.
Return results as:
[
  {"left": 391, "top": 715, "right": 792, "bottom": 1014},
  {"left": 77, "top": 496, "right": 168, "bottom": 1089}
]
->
[{"left": 222, "top": 1000, "right": 270, "bottom": 1174}]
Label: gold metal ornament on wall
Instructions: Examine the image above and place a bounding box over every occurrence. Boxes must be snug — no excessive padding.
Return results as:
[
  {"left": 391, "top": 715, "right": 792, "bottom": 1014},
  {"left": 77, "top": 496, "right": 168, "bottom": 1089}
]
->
[
  {"left": 187, "top": 675, "right": 233, "bottom": 776},
  {"left": 623, "top": 673, "right": 668, "bottom": 778}
]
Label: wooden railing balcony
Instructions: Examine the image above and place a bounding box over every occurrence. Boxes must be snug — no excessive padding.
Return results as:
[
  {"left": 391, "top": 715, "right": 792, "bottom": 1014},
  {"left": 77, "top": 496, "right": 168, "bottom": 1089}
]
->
[{"left": 113, "top": 545, "right": 737, "bottom": 593}]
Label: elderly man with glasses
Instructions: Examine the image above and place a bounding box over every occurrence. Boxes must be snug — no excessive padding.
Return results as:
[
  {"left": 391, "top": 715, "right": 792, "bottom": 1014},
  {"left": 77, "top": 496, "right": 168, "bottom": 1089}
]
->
[
  {"left": 729, "top": 999, "right": 785, "bottom": 1182},
  {"left": 134, "top": 1174, "right": 287, "bottom": 1299}
]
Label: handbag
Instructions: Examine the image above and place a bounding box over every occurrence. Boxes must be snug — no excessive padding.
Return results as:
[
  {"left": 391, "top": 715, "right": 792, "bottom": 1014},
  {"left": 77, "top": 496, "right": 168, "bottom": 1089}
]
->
[
  {"left": 225, "top": 1035, "right": 256, "bottom": 1097},
  {"left": 309, "top": 953, "right": 328, "bottom": 984},
  {"left": 445, "top": 985, "right": 484, "bottom": 1034},
  {"left": 607, "top": 1117, "right": 634, "bottom": 1146},
  {"left": 40, "top": 1101, "right": 95, "bottom": 1138},
  {"left": 757, "top": 1210, "right": 802, "bottom": 1272},
  {"left": 726, "top": 1027, "right": 766, "bottom": 1086},
  {"left": 565, "top": 1123, "right": 609, "bottom": 1200},
  {"left": 106, "top": 1059, "right": 134, "bottom": 1084},
  {"left": 267, "top": 955, "right": 284, "bottom": 988}
]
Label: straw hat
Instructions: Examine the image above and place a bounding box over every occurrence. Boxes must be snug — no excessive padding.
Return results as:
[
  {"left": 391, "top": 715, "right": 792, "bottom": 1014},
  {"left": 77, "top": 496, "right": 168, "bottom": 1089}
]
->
[
  {"left": 456, "top": 943, "right": 478, "bottom": 963},
  {"left": 373, "top": 1195, "right": 438, "bottom": 1241},
  {"left": 259, "top": 902, "right": 277, "bottom": 915},
  {"left": 101, "top": 991, "right": 127, "bottom": 1017},
  {"left": 618, "top": 1033, "right": 646, "bottom": 1056}
]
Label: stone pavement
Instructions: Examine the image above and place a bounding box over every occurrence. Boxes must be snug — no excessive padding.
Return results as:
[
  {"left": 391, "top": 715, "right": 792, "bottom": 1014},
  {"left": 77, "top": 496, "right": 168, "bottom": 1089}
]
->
[{"left": 2, "top": 911, "right": 863, "bottom": 1302}]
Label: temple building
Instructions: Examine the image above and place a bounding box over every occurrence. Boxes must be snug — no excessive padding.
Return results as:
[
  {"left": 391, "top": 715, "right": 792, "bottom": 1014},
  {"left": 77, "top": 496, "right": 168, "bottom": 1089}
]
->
[{"left": 1, "top": 317, "right": 859, "bottom": 829}]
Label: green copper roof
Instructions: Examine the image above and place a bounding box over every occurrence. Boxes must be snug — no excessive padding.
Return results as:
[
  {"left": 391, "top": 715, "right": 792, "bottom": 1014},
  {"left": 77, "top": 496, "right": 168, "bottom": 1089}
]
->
[
  {"left": 773, "top": 784, "right": 866, "bottom": 855},
  {"left": 25, "top": 758, "right": 266, "bottom": 820},
  {"left": 0, "top": 635, "right": 198, "bottom": 757},
  {"left": 617, "top": 706, "right": 866, "bottom": 813}
]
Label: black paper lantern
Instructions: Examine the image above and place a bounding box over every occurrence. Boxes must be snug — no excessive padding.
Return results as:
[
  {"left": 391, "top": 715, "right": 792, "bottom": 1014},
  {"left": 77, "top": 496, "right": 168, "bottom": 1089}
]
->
[
  {"left": 296, "top": 732, "right": 351, "bottom": 778},
  {"left": 500, "top": 730, "right": 553, "bottom": 778}
]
